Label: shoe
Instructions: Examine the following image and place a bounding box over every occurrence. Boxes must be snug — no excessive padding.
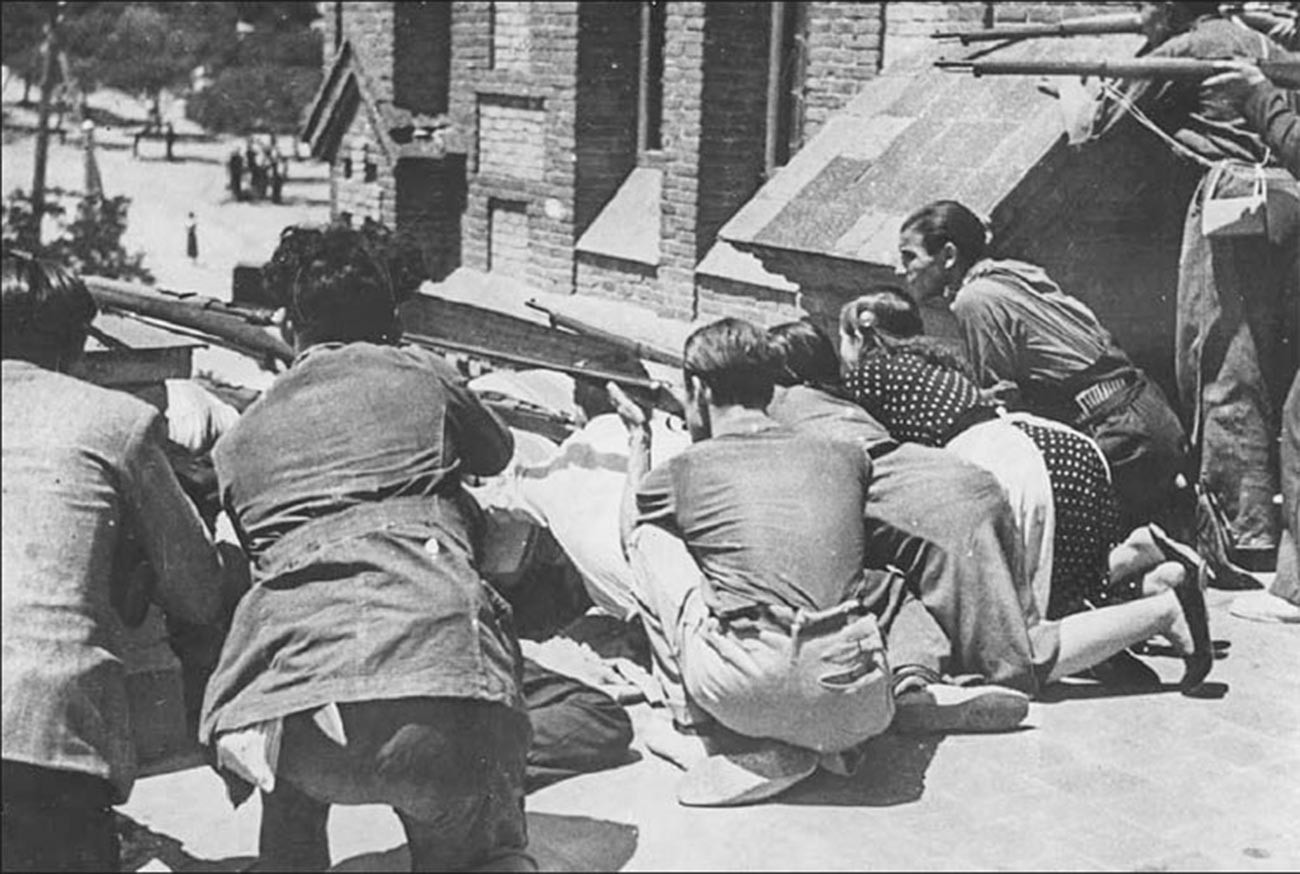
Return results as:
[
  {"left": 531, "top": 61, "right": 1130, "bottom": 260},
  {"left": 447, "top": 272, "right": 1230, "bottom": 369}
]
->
[
  {"left": 1229, "top": 590, "right": 1300, "bottom": 625},
  {"left": 1170, "top": 566, "right": 1213, "bottom": 695},
  {"left": 1076, "top": 649, "right": 1161, "bottom": 690},
  {"left": 892, "top": 683, "right": 1029, "bottom": 734},
  {"left": 676, "top": 742, "right": 819, "bottom": 807}
]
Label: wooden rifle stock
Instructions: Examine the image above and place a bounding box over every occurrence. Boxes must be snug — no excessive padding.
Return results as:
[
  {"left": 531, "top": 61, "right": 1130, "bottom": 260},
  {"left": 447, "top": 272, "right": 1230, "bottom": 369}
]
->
[
  {"left": 935, "top": 57, "right": 1300, "bottom": 88},
  {"left": 933, "top": 13, "right": 1144, "bottom": 44},
  {"left": 524, "top": 298, "right": 685, "bottom": 368}
]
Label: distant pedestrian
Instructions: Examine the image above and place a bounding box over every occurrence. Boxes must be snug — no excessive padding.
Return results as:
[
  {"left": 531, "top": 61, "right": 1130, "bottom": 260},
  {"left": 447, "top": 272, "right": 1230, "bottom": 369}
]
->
[
  {"left": 228, "top": 149, "right": 245, "bottom": 201},
  {"left": 186, "top": 212, "right": 199, "bottom": 262},
  {"left": 269, "top": 161, "right": 284, "bottom": 204},
  {"left": 132, "top": 128, "right": 144, "bottom": 159},
  {"left": 165, "top": 123, "right": 176, "bottom": 162}
]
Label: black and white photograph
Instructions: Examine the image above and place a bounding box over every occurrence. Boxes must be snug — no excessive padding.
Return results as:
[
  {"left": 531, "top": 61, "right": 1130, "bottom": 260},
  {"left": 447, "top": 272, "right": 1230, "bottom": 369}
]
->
[{"left": 1, "top": 1, "right": 1297, "bottom": 871}]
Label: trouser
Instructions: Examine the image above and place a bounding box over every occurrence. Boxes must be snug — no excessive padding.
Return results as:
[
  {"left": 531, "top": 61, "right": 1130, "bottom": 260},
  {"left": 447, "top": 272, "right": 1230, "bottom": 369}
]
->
[
  {"left": 1, "top": 760, "right": 119, "bottom": 873},
  {"left": 1274, "top": 375, "right": 1300, "bottom": 607},
  {"left": 1178, "top": 171, "right": 1299, "bottom": 553},
  {"left": 865, "top": 443, "right": 1059, "bottom": 696},
  {"left": 522, "top": 657, "right": 634, "bottom": 792},
  {"left": 259, "top": 697, "right": 533, "bottom": 872},
  {"left": 626, "top": 527, "right": 895, "bottom": 754},
  {"left": 1082, "top": 374, "right": 1196, "bottom": 542}
]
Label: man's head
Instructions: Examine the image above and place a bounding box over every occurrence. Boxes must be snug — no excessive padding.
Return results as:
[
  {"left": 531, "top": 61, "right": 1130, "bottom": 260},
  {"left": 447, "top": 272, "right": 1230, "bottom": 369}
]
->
[
  {"left": 264, "top": 223, "right": 402, "bottom": 351},
  {"left": 768, "top": 320, "right": 842, "bottom": 390},
  {"left": 681, "top": 318, "right": 778, "bottom": 439},
  {"left": 1, "top": 251, "right": 98, "bottom": 370},
  {"left": 1138, "top": 2, "right": 1221, "bottom": 44}
]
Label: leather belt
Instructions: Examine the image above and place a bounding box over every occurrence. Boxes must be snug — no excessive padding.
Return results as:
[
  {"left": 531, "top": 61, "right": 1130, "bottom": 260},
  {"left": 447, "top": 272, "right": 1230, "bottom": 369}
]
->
[{"left": 1073, "top": 376, "right": 1130, "bottom": 419}]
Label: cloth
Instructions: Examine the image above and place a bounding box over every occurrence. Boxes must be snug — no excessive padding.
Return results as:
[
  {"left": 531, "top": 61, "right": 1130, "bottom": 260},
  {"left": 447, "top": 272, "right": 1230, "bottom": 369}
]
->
[
  {"left": 257, "top": 697, "right": 532, "bottom": 872},
  {"left": 1089, "top": 16, "right": 1281, "bottom": 167},
  {"left": 1, "top": 760, "right": 119, "bottom": 873},
  {"left": 2, "top": 361, "right": 224, "bottom": 802},
  {"left": 162, "top": 378, "right": 240, "bottom": 456},
  {"left": 1242, "top": 84, "right": 1300, "bottom": 177},
  {"left": 951, "top": 259, "right": 1193, "bottom": 536},
  {"left": 201, "top": 342, "right": 522, "bottom": 743},
  {"left": 1005, "top": 413, "right": 1128, "bottom": 618},
  {"left": 469, "top": 412, "right": 691, "bottom": 619},
  {"left": 1275, "top": 374, "right": 1300, "bottom": 606},
  {"left": 634, "top": 425, "right": 872, "bottom": 616},
  {"left": 1178, "top": 168, "right": 1298, "bottom": 551},
  {"left": 768, "top": 385, "right": 1049, "bottom": 688},
  {"left": 626, "top": 526, "right": 894, "bottom": 754}
]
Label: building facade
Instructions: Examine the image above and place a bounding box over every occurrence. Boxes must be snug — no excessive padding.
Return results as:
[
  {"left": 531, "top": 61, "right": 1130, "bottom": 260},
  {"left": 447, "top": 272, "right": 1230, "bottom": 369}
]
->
[{"left": 307, "top": 2, "right": 1158, "bottom": 335}]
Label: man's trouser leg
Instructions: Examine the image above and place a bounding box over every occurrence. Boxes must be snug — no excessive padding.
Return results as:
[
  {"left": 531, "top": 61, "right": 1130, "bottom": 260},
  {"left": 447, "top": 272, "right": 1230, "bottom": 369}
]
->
[
  {"left": 1178, "top": 187, "right": 1295, "bottom": 554},
  {"left": 865, "top": 444, "right": 1057, "bottom": 695},
  {"left": 522, "top": 657, "right": 634, "bottom": 791},
  {"left": 1, "top": 760, "right": 119, "bottom": 873},
  {"left": 269, "top": 697, "right": 533, "bottom": 872}
]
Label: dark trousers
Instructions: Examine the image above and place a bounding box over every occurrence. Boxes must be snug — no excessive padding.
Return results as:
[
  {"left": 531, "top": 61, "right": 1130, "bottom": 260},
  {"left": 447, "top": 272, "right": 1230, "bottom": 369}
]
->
[
  {"left": 1, "top": 760, "right": 119, "bottom": 873},
  {"left": 1178, "top": 171, "right": 1299, "bottom": 553},
  {"left": 521, "top": 658, "right": 634, "bottom": 792},
  {"left": 864, "top": 443, "right": 1059, "bottom": 695},
  {"left": 259, "top": 697, "right": 533, "bottom": 872}
]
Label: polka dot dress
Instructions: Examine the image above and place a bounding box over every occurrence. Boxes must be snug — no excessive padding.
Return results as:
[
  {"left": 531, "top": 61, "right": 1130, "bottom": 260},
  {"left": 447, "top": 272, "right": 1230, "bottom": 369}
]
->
[
  {"left": 1009, "top": 418, "right": 1129, "bottom": 619},
  {"left": 846, "top": 352, "right": 983, "bottom": 448},
  {"left": 848, "top": 350, "right": 1134, "bottom": 618}
]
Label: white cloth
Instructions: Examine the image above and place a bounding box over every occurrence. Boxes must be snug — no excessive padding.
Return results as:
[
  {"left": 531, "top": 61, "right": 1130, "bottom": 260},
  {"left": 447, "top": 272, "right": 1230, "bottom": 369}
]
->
[{"left": 163, "top": 379, "right": 240, "bottom": 455}]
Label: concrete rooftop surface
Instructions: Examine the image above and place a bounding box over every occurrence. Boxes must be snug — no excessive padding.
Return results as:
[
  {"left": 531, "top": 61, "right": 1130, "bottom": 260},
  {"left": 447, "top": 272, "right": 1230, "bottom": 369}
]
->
[{"left": 118, "top": 588, "right": 1300, "bottom": 873}]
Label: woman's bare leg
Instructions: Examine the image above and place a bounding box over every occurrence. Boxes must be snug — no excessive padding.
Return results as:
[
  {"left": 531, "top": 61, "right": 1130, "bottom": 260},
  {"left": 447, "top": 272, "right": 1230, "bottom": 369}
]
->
[{"left": 1048, "top": 591, "right": 1191, "bottom": 683}]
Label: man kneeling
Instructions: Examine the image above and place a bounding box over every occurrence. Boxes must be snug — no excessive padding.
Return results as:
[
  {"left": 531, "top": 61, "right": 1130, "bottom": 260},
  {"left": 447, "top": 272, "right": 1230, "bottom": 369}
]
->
[{"left": 617, "top": 319, "right": 896, "bottom": 806}]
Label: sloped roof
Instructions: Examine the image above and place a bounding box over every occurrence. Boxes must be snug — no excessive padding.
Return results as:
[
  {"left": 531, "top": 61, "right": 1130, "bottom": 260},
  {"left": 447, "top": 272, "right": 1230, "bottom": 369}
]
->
[
  {"left": 721, "top": 33, "right": 1146, "bottom": 270},
  {"left": 301, "top": 41, "right": 456, "bottom": 163}
]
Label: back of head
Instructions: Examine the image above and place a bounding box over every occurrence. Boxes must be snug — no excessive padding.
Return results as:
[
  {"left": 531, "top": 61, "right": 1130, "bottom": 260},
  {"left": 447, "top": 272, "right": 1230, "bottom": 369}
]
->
[
  {"left": 900, "top": 200, "right": 989, "bottom": 266},
  {"left": 263, "top": 221, "right": 403, "bottom": 348},
  {"left": 683, "top": 317, "right": 778, "bottom": 409},
  {"left": 1, "top": 250, "right": 98, "bottom": 364},
  {"left": 841, "top": 286, "right": 925, "bottom": 342},
  {"left": 768, "top": 320, "right": 842, "bottom": 389}
]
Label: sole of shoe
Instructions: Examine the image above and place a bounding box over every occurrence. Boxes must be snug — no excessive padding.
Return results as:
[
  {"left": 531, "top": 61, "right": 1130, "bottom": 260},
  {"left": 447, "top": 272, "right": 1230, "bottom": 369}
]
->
[{"left": 893, "top": 687, "right": 1030, "bottom": 734}]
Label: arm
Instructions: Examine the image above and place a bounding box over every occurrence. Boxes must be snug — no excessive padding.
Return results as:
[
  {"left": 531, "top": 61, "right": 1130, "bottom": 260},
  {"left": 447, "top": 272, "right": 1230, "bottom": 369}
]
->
[
  {"left": 437, "top": 359, "right": 516, "bottom": 477},
  {"left": 608, "top": 383, "right": 656, "bottom": 553},
  {"left": 121, "top": 412, "right": 225, "bottom": 626},
  {"left": 1204, "top": 62, "right": 1300, "bottom": 176}
]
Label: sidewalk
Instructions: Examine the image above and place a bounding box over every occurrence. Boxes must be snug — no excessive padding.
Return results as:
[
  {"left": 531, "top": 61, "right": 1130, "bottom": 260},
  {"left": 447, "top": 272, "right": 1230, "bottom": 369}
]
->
[{"left": 118, "top": 589, "right": 1299, "bottom": 872}]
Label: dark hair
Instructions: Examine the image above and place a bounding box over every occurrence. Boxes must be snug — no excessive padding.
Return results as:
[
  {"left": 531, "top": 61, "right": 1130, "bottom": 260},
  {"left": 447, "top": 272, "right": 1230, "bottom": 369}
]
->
[
  {"left": 1163, "top": 2, "right": 1223, "bottom": 31},
  {"left": 848, "top": 285, "right": 975, "bottom": 379},
  {"left": 900, "top": 200, "right": 989, "bottom": 265},
  {"left": 768, "top": 320, "right": 841, "bottom": 390},
  {"left": 262, "top": 219, "right": 422, "bottom": 346},
  {"left": 682, "top": 317, "right": 778, "bottom": 409},
  {"left": 2, "top": 250, "right": 98, "bottom": 359}
]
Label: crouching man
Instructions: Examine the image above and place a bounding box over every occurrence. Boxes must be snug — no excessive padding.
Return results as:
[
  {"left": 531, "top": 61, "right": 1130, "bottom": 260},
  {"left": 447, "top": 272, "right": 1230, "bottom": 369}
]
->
[
  {"left": 2, "top": 253, "right": 229, "bottom": 872},
  {"left": 615, "top": 319, "right": 897, "bottom": 806},
  {"left": 198, "top": 224, "right": 532, "bottom": 872}
]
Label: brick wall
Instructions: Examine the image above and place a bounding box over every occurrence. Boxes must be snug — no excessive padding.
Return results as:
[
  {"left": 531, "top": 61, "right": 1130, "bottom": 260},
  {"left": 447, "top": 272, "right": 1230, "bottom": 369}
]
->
[
  {"left": 478, "top": 95, "right": 547, "bottom": 180},
  {"left": 491, "top": 1, "right": 534, "bottom": 72},
  {"left": 800, "top": 3, "right": 885, "bottom": 140},
  {"left": 332, "top": 108, "right": 394, "bottom": 226},
  {"left": 488, "top": 198, "right": 531, "bottom": 279}
]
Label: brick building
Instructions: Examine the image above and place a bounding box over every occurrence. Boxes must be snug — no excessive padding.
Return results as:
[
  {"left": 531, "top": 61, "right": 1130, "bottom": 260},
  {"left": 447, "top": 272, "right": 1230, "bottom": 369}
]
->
[{"left": 305, "top": 1, "right": 1195, "bottom": 382}]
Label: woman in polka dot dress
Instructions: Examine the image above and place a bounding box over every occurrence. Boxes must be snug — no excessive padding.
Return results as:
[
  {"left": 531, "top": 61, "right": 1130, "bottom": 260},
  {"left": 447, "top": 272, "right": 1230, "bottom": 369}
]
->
[{"left": 840, "top": 288, "right": 1133, "bottom": 621}]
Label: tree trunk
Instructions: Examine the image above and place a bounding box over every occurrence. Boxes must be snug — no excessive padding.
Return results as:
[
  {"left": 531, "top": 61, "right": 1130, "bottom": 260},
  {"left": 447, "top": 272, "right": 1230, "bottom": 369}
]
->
[{"left": 29, "top": 5, "right": 61, "bottom": 250}]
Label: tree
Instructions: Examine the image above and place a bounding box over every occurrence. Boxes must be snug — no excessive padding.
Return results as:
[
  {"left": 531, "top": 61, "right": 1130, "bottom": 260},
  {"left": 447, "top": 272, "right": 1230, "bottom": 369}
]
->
[
  {"left": 2, "top": 189, "right": 153, "bottom": 283},
  {"left": 0, "top": 2, "right": 48, "bottom": 105}
]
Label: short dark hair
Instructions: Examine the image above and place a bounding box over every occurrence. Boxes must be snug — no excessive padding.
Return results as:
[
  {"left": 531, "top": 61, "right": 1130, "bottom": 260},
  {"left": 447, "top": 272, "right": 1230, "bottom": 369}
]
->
[
  {"left": 840, "top": 286, "right": 924, "bottom": 341},
  {"left": 682, "top": 317, "right": 778, "bottom": 409},
  {"left": 1163, "top": 2, "right": 1223, "bottom": 32},
  {"left": 1, "top": 250, "right": 98, "bottom": 359},
  {"left": 768, "top": 320, "right": 841, "bottom": 389},
  {"left": 262, "top": 221, "right": 405, "bottom": 345},
  {"left": 900, "top": 200, "right": 989, "bottom": 264}
]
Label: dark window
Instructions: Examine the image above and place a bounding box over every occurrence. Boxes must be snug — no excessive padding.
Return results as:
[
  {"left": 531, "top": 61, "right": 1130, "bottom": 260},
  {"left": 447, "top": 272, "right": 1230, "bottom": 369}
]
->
[
  {"left": 637, "top": 1, "right": 666, "bottom": 155},
  {"left": 766, "top": 1, "right": 806, "bottom": 174},
  {"left": 341, "top": 156, "right": 352, "bottom": 178},
  {"left": 334, "top": 1, "right": 343, "bottom": 51}
]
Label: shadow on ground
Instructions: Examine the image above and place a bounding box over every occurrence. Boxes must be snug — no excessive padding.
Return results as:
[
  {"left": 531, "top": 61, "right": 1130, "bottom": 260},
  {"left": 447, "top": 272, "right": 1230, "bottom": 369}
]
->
[
  {"left": 117, "top": 813, "right": 255, "bottom": 872},
  {"left": 329, "top": 813, "right": 639, "bottom": 873},
  {"left": 780, "top": 734, "right": 944, "bottom": 807}
]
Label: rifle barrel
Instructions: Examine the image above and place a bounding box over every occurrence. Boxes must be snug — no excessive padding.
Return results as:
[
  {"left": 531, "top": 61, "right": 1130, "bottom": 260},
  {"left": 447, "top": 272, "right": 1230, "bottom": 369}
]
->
[
  {"left": 524, "top": 299, "right": 685, "bottom": 368},
  {"left": 936, "top": 57, "right": 1300, "bottom": 88},
  {"left": 934, "top": 13, "right": 1143, "bottom": 44}
]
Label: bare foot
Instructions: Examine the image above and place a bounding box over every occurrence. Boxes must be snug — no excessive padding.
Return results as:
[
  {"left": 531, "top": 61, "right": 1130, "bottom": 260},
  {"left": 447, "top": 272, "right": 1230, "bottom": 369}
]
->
[
  {"left": 642, "top": 712, "right": 709, "bottom": 770},
  {"left": 1109, "top": 525, "right": 1166, "bottom": 584},
  {"left": 1161, "top": 589, "right": 1196, "bottom": 656}
]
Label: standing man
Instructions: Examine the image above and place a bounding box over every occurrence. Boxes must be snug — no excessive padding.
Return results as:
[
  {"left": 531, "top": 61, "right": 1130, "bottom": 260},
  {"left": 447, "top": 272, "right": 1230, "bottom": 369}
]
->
[
  {"left": 1081, "top": 1, "right": 1298, "bottom": 575},
  {"left": 199, "top": 223, "right": 533, "bottom": 871},
  {"left": 227, "top": 147, "right": 245, "bottom": 201},
  {"left": 2, "top": 252, "right": 227, "bottom": 872}
]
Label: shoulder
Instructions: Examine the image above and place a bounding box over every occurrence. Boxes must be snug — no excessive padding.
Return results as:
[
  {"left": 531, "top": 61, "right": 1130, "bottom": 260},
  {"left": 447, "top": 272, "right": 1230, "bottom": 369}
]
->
[{"left": 952, "top": 275, "right": 1018, "bottom": 316}]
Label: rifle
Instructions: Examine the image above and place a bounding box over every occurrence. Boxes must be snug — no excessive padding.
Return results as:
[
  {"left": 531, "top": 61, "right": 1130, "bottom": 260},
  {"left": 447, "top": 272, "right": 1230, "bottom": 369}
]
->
[
  {"left": 525, "top": 299, "right": 685, "bottom": 368},
  {"left": 84, "top": 276, "right": 684, "bottom": 425},
  {"left": 935, "top": 56, "right": 1300, "bottom": 88},
  {"left": 933, "top": 12, "right": 1144, "bottom": 44}
]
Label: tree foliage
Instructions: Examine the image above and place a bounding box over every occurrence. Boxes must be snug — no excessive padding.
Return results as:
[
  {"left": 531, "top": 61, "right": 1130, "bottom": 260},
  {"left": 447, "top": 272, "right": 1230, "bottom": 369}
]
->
[{"left": 2, "top": 189, "right": 153, "bottom": 283}]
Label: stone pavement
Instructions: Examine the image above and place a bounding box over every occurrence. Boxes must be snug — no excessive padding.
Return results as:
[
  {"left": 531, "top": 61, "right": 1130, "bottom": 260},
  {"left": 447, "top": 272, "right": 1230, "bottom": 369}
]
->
[{"left": 117, "top": 586, "right": 1300, "bottom": 872}]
